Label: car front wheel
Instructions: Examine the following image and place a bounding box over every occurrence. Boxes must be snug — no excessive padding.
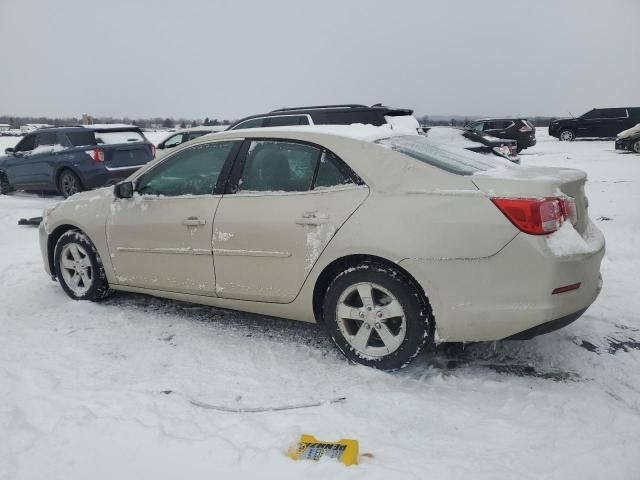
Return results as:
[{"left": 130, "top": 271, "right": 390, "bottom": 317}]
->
[
  {"left": 559, "top": 129, "right": 575, "bottom": 141},
  {"left": 633, "top": 139, "right": 640, "bottom": 154},
  {"left": 54, "top": 230, "right": 112, "bottom": 301},
  {"left": 322, "top": 263, "right": 433, "bottom": 370}
]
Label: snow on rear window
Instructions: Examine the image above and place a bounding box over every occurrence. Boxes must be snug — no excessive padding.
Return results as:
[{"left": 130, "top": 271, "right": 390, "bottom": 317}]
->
[
  {"left": 375, "top": 135, "right": 509, "bottom": 175},
  {"left": 95, "top": 131, "right": 145, "bottom": 145}
]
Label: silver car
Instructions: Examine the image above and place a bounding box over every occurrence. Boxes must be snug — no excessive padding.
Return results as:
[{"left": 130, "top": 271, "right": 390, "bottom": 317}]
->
[{"left": 39, "top": 125, "right": 605, "bottom": 370}]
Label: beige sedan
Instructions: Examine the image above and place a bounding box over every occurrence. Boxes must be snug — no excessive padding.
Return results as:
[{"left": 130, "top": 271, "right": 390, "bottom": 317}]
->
[{"left": 39, "top": 125, "right": 605, "bottom": 370}]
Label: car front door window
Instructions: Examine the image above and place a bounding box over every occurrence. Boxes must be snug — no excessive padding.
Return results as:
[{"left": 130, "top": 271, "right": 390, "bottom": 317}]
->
[
  {"left": 14, "top": 135, "right": 35, "bottom": 153},
  {"left": 137, "top": 141, "right": 234, "bottom": 196},
  {"left": 163, "top": 133, "right": 184, "bottom": 149}
]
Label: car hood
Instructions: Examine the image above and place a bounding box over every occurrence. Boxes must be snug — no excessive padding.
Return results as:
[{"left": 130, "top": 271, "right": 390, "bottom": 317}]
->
[{"left": 617, "top": 123, "right": 640, "bottom": 139}]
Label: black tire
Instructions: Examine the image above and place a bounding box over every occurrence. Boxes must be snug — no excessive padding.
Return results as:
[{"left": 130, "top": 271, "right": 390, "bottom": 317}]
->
[
  {"left": 58, "top": 169, "right": 83, "bottom": 198},
  {"left": 54, "top": 230, "right": 112, "bottom": 302},
  {"left": 559, "top": 129, "right": 575, "bottom": 142},
  {"left": 633, "top": 139, "right": 640, "bottom": 154},
  {"left": 0, "top": 171, "right": 13, "bottom": 195},
  {"left": 322, "top": 263, "right": 433, "bottom": 371},
  {"left": 516, "top": 145, "right": 523, "bottom": 153}
]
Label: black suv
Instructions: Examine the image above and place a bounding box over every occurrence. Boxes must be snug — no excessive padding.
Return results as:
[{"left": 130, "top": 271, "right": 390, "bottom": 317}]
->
[
  {"left": 466, "top": 118, "right": 536, "bottom": 152},
  {"left": 226, "top": 104, "right": 414, "bottom": 130},
  {"left": 549, "top": 107, "right": 640, "bottom": 141}
]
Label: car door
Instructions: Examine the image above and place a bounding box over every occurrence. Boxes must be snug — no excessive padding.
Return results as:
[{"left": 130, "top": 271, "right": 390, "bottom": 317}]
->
[
  {"left": 576, "top": 109, "right": 604, "bottom": 137},
  {"left": 212, "top": 139, "right": 369, "bottom": 303},
  {"left": 599, "top": 108, "right": 628, "bottom": 137},
  {"left": 106, "top": 140, "right": 240, "bottom": 295},
  {"left": 3, "top": 134, "right": 36, "bottom": 185},
  {"left": 4, "top": 132, "right": 58, "bottom": 186}
]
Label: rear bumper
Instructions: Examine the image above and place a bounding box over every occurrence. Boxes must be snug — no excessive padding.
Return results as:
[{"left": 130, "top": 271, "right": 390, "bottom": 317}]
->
[
  {"left": 399, "top": 225, "right": 605, "bottom": 342},
  {"left": 505, "top": 306, "right": 589, "bottom": 340}
]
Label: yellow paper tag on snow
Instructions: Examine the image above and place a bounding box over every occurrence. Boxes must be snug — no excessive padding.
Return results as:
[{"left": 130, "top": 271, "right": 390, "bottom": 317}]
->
[{"left": 287, "top": 434, "right": 359, "bottom": 466}]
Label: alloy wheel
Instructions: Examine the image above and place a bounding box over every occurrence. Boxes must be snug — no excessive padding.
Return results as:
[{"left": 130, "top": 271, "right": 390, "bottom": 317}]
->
[
  {"left": 335, "top": 282, "right": 407, "bottom": 358},
  {"left": 560, "top": 130, "right": 574, "bottom": 141},
  {"left": 633, "top": 140, "right": 640, "bottom": 154},
  {"left": 60, "top": 172, "right": 79, "bottom": 197},
  {"left": 59, "top": 243, "right": 93, "bottom": 296}
]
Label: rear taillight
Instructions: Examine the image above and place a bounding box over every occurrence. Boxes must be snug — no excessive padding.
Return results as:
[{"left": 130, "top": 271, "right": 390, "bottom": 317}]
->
[
  {"left": 87, "top": 148, "right": 104, "bottom": 162},
  {"left": 560, "top": 197, "right": 577, "bottom": 225},
  {"left": 519, "top": 123, "right": 532, "bottom": 132},
  {"left": 150, "top": 144, "right": 156, "bottom": 158},
  {"left": 491, "top": 196, "right": 575, "bottom": 235}
]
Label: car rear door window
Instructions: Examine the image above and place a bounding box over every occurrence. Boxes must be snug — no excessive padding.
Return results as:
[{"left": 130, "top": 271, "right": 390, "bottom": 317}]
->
[
  {"left": 314, "top": 151, "right": 353, "bottom": 188},
  {"left": 263, "top": 115, "right": 310, "bottom": 127},
  {"left": 599, "top": 108, "right": 627, "bottom": 119},
  {"left": 66, "top": 130, "right": 97, "bottom": 147},
  {"left": 239, "top": 141, "right": 321, "bottom": 192},
  {"left": 137, "top": 141, "right": 235, "bottom": 196},
  {"left": 232, "top": 118, "right": 265, "bottom": 130}
]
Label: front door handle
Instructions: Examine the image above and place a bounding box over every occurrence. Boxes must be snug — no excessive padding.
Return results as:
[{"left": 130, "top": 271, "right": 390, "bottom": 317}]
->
[
  {"left": 182, "top": 216, "right": 206, "bottom": 227},
  {"left": 296, "top": 211, "right": 328, "bottom": 226}
]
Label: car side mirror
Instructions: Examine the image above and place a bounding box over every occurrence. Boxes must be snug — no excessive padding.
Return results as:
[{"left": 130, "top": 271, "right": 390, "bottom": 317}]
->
[
  {"left": 157, "top": 143, "right": 165, "bottom": 150},
  {"left": 114, "top": 181, "right": 134, "bottom": 199},
  {"left": 4, "top": 147, "right": 14, "bottom": 155}
]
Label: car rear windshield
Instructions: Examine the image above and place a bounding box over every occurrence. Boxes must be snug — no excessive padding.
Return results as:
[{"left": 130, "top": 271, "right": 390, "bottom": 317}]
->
[
  {"left": 94, "top": 130, "right": 145, "bottom": 144},
  {"left": 375, "top": 135, "right": 510, "bottom": 175}
]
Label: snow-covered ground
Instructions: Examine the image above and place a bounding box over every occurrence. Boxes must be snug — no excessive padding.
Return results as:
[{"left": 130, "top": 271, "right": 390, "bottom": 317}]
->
[{"left": 1, "top": 131, "right": 639, "bottom": 479}]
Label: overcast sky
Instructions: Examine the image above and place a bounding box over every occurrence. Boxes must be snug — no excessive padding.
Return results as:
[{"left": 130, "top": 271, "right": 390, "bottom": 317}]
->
[{"left": 1, "top": 0, "right": 639, "bottom": 120}]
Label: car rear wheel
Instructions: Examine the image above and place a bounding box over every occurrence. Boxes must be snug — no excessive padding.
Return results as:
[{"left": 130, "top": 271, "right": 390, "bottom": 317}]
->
[
  {"left": 0, "top": 172, "right": 13, "bottom": 195},
  {"left": 322, "top": 263, "right": 433, "bottom": 370},
  {"left": 633, "top": 139, "right": 640, "bottom": 154},
  {"left": 58, "top": 170, "right": 83, "bottom": 198},
  {"left": 54, "top": 230, "right": 112, "bottom": 302},
  {"left": 559, "top": 129, "right": 575, "bottom": 141}
]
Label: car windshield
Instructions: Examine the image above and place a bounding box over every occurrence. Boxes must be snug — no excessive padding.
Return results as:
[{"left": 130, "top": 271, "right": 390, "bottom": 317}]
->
[{"left": 375, "top": 135, "right": 511, "bottom": 175}]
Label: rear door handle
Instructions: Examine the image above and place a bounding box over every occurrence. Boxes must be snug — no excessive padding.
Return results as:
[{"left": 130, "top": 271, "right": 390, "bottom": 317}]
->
[
  {"left": 182, "top": 216, "right": 206, "bottom": 226},
  {"left": 296, "top": 211, "right": 328, "bottom": 226}
]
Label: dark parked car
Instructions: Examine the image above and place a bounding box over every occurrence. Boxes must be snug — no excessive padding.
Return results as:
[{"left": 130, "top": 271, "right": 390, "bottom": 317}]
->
[
  {"left": 615, "top": 123, "right": 640, "bottom": 153},
  {"left": 420, "top": 126, "right": 520, "bottom": 163},
  {"left": 156, "top": 126, "right": 228, "bottom": 151},
  {"left": 0, "top": 126, "right": 155, "bottom": 197},
  {"left": 467, "top": 118, "right": 536, "bottom": 152},
  {"left": 549, "top": 107, "right": 640, "bottom": 141},
  {"left": 227, "top": 104, "right": 414, "bottom": 130}
]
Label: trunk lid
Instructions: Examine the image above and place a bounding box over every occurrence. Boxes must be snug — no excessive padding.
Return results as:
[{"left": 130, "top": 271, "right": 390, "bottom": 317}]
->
[{"left": 471, "top": 166, "right": 589, "bottom": 233}]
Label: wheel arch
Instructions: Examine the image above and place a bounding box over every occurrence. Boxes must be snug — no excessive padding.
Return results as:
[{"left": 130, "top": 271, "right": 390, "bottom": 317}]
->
[
  {"left": 47, "top": 223, "right": 88, "bottom": 278},
  {"left": 312, "top": 254, "right": 433, "bottom": 326},
  {"left": 55, "top": 166, "right": 84, "bottom": 191}
]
